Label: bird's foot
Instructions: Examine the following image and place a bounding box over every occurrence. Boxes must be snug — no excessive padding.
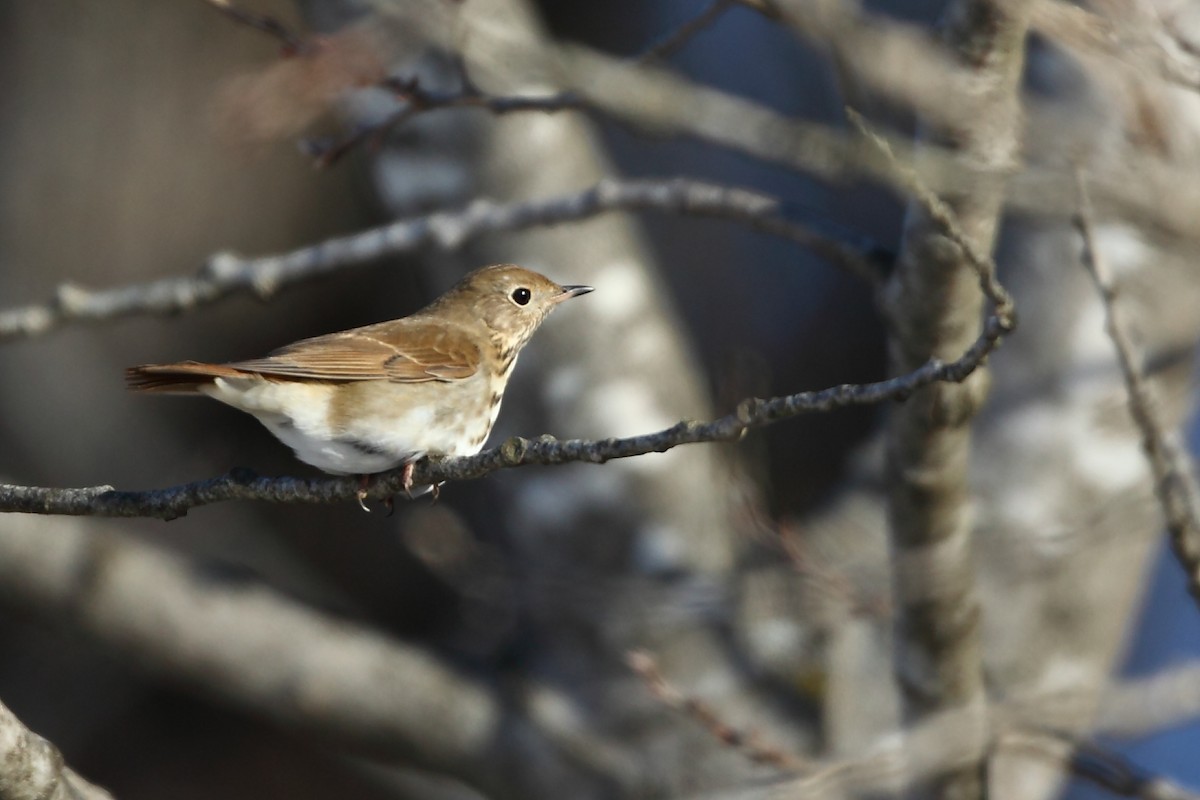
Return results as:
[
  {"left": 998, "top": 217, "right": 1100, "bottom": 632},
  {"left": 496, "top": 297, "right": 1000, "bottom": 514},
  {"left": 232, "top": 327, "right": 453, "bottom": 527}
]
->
[
  {"left": 401, "top": 461, "right": 416, "bottom": 499},
  {"left": 356, "top": 474, "right": 372, "bottom": 513}
]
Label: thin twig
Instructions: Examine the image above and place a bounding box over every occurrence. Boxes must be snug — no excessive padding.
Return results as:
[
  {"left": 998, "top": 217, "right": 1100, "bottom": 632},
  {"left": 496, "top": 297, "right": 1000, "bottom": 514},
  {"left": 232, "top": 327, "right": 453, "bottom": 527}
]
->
[
  {"left": 0, "top": 331, "right": 1005, "bottom": 519},
  {"left": 636, "top": 0, "right": 739, "bottom": 64},
  {"left": 846, "top": 108, "right": 1016, "bottom": 330},
  {"left": 308, "top": 78, "right": 587, "bottom": 166},
  {"left": 199, "top": 0, "right": 310, "bottom": 55},
  {"left": 735, "top": 0, "right": 783, "bottom": 22},
  {"left": 1072, "top": 168, "right": 1200, "bottom": 609},
  {"left": 626, "top": 650, "right": 809, "bottom": 772},
  {"left": 0, "top": 177, "right": 890, "bottom": 342}
]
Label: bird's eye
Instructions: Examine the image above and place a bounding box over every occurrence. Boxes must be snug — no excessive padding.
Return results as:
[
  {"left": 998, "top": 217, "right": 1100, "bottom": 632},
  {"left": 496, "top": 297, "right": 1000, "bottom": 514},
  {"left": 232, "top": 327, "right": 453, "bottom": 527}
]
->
[{"left": 511, "top": 287, "right": 532, "bottom": 306}]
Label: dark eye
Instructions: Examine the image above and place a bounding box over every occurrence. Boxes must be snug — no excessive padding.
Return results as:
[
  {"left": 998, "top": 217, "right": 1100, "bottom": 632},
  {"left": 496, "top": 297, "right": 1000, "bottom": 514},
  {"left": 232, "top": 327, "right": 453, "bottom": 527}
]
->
[{"left": 511, "top": 287, "right": 531, "bottom": 306}]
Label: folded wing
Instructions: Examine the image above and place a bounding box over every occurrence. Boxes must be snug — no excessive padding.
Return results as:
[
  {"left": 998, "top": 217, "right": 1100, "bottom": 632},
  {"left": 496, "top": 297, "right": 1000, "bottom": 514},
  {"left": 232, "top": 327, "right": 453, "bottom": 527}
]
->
[{"left": 127, "top": 320, "right": 481, "bottom": 392}]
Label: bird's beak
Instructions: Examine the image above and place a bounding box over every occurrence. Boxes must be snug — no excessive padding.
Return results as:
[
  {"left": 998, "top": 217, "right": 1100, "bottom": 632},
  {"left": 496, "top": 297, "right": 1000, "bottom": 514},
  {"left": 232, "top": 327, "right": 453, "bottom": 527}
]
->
[{"left": 554, "top": 285, "right": 594, "bottom": 303}]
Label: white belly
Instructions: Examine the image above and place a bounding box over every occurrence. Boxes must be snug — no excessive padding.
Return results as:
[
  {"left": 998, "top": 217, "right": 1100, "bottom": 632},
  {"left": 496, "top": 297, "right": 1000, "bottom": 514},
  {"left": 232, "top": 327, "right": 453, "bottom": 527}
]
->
[{"left": 201, "top": 374, "right": 500, "bottom": 475}]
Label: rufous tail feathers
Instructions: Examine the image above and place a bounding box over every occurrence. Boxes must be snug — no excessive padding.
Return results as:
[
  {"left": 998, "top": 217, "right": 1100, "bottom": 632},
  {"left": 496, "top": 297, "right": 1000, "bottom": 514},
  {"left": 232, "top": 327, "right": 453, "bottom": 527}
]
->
[{"left": 125, "top": 361, "right": 247, "bottom": 394}]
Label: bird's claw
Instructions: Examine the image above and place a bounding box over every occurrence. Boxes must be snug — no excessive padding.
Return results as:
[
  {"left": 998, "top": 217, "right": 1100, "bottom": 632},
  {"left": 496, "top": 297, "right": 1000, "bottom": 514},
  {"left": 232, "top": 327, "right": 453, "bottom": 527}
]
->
[{"left": 357, "top": 475, "right": 372, "bottom": 513}]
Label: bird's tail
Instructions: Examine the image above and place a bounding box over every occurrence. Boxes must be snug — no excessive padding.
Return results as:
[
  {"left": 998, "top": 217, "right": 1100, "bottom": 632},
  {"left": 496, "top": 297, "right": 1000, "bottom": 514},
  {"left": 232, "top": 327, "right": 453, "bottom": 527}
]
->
[{"left": 125, "top": 361, "right": 246, "bottom": 394}]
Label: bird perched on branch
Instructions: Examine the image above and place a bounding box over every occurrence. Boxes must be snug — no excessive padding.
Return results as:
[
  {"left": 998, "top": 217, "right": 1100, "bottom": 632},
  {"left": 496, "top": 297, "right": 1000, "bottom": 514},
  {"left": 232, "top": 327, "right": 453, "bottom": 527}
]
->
[{"left": 127, "top": 264, "right": 593, "bottom": 509}]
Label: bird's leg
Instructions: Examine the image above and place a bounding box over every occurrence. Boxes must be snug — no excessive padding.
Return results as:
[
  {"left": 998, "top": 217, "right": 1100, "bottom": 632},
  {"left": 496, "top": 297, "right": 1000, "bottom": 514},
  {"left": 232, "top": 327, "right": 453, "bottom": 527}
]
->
[
  {"left": 400, "top": 461, "right": 416, "bottom": 499},
  {"left": 430, "top": 482, "right": 441, "bottom": 502},
  {"left": 356, "top": 474, "right": 372, "bottom": 513}
]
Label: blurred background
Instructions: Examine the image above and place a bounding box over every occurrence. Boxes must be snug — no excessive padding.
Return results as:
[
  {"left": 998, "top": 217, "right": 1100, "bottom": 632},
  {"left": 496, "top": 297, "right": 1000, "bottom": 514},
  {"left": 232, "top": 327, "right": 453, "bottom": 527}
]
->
[{"left": 1, "top": 1, "right": 1199, "bottom": 798}]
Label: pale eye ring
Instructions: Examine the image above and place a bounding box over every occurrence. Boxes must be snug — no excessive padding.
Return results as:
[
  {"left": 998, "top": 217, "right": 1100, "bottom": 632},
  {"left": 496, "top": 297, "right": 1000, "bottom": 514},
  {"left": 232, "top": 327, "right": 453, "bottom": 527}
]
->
[{"left": 511, "top": 287, "right": 532, "bottom": 306}]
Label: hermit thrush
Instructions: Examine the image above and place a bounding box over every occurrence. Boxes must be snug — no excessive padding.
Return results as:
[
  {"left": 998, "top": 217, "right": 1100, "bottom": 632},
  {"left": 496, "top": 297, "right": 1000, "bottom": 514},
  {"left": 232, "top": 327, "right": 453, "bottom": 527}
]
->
[{"left": 126, "top": 264, "right": 593, "bottom": 507}]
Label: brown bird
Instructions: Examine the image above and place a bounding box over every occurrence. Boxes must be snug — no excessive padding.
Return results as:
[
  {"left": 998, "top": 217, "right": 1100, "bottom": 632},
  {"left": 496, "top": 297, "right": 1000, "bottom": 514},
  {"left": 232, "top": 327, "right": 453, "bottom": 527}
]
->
[{"left": 126, "top": 264, "right": 593, "bottom": 507}]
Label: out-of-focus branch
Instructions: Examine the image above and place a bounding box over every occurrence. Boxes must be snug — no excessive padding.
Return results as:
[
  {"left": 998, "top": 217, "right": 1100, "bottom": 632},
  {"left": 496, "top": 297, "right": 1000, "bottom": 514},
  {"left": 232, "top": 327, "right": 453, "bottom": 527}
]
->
[
  {"left": 0, "top": 695, "right": 115, "bottom": 800},
  {"left": 0, "top": 177, "right": 887, "bottom": 342},
  {"left": 875, "top": 0, "right": 1032, "bottom": 798},
  {"left": 203, "top": 0, "right": 1200, "bottom": 244},
  {"left": 307, "top": 0, "right": 743, "bottom": 163},
  {"left": 1073, "top": 171, "right": 1200, "bottom": 609},
  {"left": 557, "top": 38, "right": 1200, "bottom": 243},
  {"left": 1032, "top": 0, "right": 1200, "bottom": 93},
  {"left": 698, "top": 699, "right": 1200, "bottom": 800},
  {"left": 206, "top": 0, "right": 996, "bottom": 223},
  {"left": 2, "top": 513, "right": 1197, "bottom": 800},
  {"left": 199, "top": 0, "right": 309, "bottom": 55},
  {"left": 0, "top": 316, "right": 1007, "bottom": 519},
  {"left": 0, "top": 515, "right": 586, "bottom": 800},
  {"left": 626, "top": 651, "right": 809, "bottom": 773},
  {"left": 1093, "top": 661, "right": 1200, "bottom": 737},
  {"left": 770, "top": 0, "right": 974, "bottom": 123},
  {"left": 636, "top": 0, "right": 739, "bottom": 63},
  {"left": 848, "top": 111, "right": 1014, "bottom": 324},
  {"left": 1001, "top": 730, "right": 1200, "bottom": 800},
  {"left": 307, "top": 77, "right": 588, "bottom": 167}
]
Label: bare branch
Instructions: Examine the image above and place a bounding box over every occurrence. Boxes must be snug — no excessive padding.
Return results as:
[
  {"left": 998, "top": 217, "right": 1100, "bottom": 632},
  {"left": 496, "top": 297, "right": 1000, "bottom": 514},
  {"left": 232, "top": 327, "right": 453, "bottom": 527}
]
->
[
  {"left": 198, "top": 0, "right": 310, "bottom": 56},
  {"left": 0, "top": 515, "right": 576, "bottom": 800},
  {"left": 626, "top": 650, "right": 809, "bottom": 773},
  {"left": 1073, "top": 170, "right": 1200, "bottom": 609},
  {"left": 700, "top": 699, "right": 1200, "bottom": 800},
  {"left": 635, "top": 0, "right": 739, "bottom": 64},
  {"left": 1094, "top": 662, "right": 1200, "bottom": 738},
  {"left": 556, "top": 37, "right": 1200, "bottom": 245},
  {"left": 696, "top": 704, "right": 987, "bottom": 800},
  {"left": 861, "top": 0, "right": 1033, "bottom": 797},
  {"left": 2, "top": 515, "right": 1197, "bottom": 800},
  {"left": 306, "top": 78, "right": 587, "bottom": 167},
  {"left": 846, "top": 110, "right": 1015, "bottom": 325},
  {"left": 1032, "top": 0, "right": 1200, "bottom": 93},
  {"left": 1001, "top": 730, "right": 1200, "bottom": 800},
  {"left": 0, "top": 177, "right": 887, "bottom": 342},
  {"left": 0, "top": 695, "right": 114, "bottom": 800},
  {"left": 203, "top": 1, "right": 1200, "bottom": 244},
  {"left": 0, "top": 320, "right": 1007, "bottom": 519},
  {"left": 771, "top": 0, "right": 977, "bottom": 124}
]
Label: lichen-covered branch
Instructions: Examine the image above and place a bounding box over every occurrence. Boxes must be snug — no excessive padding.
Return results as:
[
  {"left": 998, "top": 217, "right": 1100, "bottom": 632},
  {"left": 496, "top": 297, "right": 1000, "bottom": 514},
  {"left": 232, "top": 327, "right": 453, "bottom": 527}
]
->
[
  {"left": 0, "top": 177, "right": 886, "bottom": 342},
  {"left": 0, "top": 695, "right": 114, "bottom": 800}
]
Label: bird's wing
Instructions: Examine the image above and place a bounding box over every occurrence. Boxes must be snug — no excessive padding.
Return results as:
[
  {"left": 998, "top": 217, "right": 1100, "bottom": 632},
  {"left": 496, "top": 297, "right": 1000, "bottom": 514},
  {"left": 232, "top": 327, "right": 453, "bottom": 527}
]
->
[{"left": 229, "top": 320, "right": 482, "bottom": 383}]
